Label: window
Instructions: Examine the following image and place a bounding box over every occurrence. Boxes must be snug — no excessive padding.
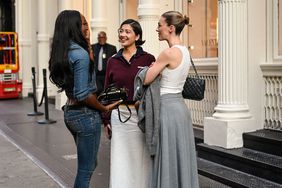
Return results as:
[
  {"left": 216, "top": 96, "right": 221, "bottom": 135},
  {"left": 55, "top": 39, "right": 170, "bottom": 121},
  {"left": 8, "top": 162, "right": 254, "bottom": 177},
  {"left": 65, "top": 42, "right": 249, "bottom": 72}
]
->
[
  {"left": 186, "top": 0, "right": 218, "bottom": 58},
  {"left": 272, "top": 0, "right": 282, "bottom": 60}
]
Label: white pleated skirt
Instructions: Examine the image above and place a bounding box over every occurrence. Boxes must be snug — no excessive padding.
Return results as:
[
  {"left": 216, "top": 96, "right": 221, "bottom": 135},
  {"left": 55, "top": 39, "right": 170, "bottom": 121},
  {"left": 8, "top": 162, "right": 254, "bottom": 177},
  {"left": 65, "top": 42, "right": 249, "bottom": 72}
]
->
[{"left": 109, "top": 105, "right": 151, "bottom": 188}]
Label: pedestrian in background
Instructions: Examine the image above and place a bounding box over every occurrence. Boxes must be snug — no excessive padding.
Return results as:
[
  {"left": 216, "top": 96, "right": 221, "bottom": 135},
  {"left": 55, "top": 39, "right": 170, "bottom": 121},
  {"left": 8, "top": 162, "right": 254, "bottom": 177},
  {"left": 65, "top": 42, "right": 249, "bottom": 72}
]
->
[
  {"left": 103, "top": 19, "right": 155, "bottom": 188},
  {"left": 143, "top": 11, "right": 199, "bottom": 188},
  {"left": 91, "top": 31, "right": 117, "bottom": 95},
  {"left": 48, "top": 10, "right": 120, "bottom": 188}
]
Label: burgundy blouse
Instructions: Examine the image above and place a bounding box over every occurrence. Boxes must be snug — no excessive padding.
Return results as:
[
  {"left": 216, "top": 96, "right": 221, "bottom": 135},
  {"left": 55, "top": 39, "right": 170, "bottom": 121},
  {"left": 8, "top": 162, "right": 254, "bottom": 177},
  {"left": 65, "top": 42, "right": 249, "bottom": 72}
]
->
[
  {"left": 104, "top": 47, "right": 155, "bottom": 102},
  {"left": 102, "top": 46, "right": 155, "bottom": 125}
]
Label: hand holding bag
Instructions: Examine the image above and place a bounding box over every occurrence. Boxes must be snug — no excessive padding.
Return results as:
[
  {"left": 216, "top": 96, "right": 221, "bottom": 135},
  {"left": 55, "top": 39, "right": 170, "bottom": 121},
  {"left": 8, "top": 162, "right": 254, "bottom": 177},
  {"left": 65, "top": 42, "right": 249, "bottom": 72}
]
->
[
  {"left": 98, "top": 84, "right": 131, "bottom": 123},
  {"left": 182, "top": 57, "right": 205, "bottom": 101},
  {"left": 97, "top": 83, "right": 128, "bottom": 104}
]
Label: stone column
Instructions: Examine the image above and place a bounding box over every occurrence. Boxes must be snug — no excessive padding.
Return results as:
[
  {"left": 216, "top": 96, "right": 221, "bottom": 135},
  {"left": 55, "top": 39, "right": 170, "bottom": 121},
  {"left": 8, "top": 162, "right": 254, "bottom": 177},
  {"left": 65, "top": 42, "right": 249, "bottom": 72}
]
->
[
  {"left": 137, "top": 0, "right": 160, "bottom": 57},
  {"left": 204, "top": 0, "right": 256, "bottom": 148},
  {"left": 16, "top": 0, "right": 33, "bottom": 97},
  {"left": 91, "top": 0, "right": 107, "bottom": 43},
  {"left": 37, "top": 0, "right": 50, "bottom": 100},
  {"left": 58, "top": 0, "right": 72, "bottom": 11}
]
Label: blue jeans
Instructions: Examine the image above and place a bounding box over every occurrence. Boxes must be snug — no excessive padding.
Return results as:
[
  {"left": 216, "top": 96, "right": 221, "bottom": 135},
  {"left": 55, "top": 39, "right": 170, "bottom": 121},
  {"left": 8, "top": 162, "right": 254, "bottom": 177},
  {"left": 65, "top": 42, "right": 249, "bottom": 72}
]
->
[{"left": 64, "top": 106, "right": 102, "bottom": 188}]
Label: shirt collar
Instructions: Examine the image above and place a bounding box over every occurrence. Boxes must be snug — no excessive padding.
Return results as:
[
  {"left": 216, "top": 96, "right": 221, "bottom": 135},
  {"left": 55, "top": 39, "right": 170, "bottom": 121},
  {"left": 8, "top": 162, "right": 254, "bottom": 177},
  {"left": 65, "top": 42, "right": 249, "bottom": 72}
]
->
[{"left": 115, "top": 46, "right": 145, "bottom": 59}]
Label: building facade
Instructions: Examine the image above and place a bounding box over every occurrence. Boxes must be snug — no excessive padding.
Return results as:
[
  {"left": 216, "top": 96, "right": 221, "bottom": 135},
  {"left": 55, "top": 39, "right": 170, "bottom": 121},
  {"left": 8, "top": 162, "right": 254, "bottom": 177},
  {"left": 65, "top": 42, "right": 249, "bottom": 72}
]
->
[{"left": 10, "top": 0, "right": 282, "bottom": 148}]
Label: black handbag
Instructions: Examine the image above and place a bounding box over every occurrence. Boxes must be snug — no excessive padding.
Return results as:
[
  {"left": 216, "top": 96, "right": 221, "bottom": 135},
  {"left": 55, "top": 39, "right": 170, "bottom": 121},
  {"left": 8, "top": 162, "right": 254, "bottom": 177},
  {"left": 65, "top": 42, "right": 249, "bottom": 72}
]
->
[
  {"left": 98, "top": 84, "right": 128, "bottom": 104},
  {"left": 98, "top": 84, "right": 131, "bottom": 123},
  {"left": 182, "top": 57, "right": 206, "bottom": 101}
]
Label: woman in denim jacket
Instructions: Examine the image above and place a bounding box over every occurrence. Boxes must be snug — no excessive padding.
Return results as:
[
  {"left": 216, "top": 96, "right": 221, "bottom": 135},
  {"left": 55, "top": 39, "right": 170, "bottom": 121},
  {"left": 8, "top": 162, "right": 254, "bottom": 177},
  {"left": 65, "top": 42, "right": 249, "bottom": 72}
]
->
[{"left": 48, "top": 10, "right": 120, "bottom": 188}]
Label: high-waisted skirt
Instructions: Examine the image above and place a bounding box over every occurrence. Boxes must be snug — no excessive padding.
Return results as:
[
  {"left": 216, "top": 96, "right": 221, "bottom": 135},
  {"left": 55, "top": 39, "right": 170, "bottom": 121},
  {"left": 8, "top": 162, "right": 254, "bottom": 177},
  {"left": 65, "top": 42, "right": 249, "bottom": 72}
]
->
[
  {"left": 110, "top": 105, "right": 151, "bottom": 188},
  {"left": 150, "top": 93, "right": 199, "bottom": 188}
]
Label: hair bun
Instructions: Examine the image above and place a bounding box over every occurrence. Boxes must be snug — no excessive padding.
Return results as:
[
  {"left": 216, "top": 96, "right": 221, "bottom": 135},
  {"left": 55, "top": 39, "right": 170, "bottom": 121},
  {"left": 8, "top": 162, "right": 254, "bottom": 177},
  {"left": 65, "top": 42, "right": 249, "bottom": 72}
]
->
[{"left": 184, "top": 15, "right": 190, "bottom": 25}]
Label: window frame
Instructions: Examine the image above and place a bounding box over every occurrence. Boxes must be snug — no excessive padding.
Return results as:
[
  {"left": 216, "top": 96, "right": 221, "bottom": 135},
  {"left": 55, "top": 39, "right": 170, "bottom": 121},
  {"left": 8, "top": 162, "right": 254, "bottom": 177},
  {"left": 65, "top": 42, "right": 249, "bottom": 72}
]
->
[
  {"left": 273, "top": 0, "right": 282, "bottom": 60},
  {"left": 182, "top": 0, "right": 219, "bottom": 61}
]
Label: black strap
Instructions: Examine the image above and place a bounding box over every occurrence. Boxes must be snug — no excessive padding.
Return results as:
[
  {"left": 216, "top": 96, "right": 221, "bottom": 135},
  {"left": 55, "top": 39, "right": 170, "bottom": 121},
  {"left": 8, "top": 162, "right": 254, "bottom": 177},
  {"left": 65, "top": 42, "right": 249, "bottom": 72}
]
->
[
  {"left": 190, "top": 56, "right": 200, "bottom": 79},
  {"left": 117, "top": 102, "right": 132, "bottom": 123}
]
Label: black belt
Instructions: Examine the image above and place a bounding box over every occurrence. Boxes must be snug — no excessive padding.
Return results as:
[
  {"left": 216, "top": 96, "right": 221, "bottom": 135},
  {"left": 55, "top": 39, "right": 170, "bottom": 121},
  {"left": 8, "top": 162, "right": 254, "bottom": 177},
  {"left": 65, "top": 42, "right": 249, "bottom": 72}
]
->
[{"left": 62, "top": 104, "right": 85, "bottom": 111}]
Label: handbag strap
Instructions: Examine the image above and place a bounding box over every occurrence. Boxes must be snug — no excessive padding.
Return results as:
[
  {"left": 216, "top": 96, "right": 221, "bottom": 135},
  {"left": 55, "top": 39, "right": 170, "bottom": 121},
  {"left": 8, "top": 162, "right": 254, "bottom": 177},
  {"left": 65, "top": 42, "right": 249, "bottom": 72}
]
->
[
  {"left": 103, "top": 83, "right": 132, "bottom": 123},
  {"left": 117, "top": 101, "right": 132, "bottom": 123},
  {"left": 189, "top": 56, "right": 200, "bottom": 79}
]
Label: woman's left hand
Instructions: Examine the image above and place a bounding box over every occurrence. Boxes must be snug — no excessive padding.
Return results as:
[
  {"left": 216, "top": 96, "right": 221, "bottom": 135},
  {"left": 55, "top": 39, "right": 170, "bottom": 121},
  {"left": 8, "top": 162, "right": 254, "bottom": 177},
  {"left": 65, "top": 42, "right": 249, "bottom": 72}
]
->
[{"left": 134, "top": 101, "right": 140, "bottom": 112}]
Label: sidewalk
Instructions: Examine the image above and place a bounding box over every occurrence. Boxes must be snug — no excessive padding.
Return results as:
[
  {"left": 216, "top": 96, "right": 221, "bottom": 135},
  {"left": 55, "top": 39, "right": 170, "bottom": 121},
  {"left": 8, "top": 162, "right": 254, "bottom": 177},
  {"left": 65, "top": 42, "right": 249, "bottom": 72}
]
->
[
  {"left": 0, "top": 98, "right": 111, "bottom": 188},
  {"left": 0, "top": 97, "right": 230, "bottom": 188},
  {"left": 0, "top": 131, "right": 59, "bottom": 188}
]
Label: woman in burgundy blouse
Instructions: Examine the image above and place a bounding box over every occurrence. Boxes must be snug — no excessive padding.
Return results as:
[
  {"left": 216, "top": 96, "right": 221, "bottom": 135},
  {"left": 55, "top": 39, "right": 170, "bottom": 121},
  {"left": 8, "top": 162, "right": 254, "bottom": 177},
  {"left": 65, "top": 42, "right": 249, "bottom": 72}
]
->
[{"left": 103, "top": 19, "right": 155, "bottom": 188}]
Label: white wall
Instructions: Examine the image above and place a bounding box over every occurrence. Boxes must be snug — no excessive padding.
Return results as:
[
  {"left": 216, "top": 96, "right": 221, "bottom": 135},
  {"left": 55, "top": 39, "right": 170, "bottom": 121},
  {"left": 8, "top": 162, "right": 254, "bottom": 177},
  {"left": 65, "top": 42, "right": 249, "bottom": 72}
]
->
[
  {"left": 105, "top": 0, "right": 120, "bottom": 49},
  {"left": 247, "top": 0, "right": 266, "bottom": 129}
]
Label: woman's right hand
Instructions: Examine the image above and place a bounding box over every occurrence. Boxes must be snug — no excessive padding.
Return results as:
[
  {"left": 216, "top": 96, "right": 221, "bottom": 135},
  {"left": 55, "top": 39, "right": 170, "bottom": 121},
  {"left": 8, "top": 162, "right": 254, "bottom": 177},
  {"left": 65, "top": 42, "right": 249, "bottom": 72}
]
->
[
  {"left": 84, "top": 94, "right": 122, "bottom": 113},
  {"left": 104, "top": 100, "right": 123, "bottom": 112}
]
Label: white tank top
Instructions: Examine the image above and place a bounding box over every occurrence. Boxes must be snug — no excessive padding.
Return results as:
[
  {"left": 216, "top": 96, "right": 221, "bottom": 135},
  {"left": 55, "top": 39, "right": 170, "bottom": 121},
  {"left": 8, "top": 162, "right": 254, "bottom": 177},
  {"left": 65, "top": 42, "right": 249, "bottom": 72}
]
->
[{"left": 160, "top": 45, "right": 191, "bottom": 95}]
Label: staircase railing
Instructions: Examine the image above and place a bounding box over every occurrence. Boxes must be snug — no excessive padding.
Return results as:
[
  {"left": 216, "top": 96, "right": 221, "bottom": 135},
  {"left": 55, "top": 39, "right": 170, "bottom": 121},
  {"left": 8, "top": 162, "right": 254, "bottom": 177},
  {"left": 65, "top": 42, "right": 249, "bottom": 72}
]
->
[
  {"left": 264, "top": 76, "right": 282, "bottom": 131},
  {"left": 185, "top": 74, "right": 218, "bottom": 128}
]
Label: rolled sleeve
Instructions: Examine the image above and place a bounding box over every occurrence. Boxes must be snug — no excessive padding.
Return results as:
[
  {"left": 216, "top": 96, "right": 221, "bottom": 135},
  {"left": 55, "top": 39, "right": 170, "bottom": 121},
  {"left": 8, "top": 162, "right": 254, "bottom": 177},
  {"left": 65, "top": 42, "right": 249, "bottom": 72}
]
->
[{"left": 69, "top": 46, "right": 96, "bottom": 101}]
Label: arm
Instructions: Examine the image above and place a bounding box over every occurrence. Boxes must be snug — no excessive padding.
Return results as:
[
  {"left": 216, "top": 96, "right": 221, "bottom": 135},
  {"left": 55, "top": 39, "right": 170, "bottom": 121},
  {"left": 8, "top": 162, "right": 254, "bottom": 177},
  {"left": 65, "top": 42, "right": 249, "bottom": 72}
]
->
[
  {"left": 143, "top": 49, "right": 170, "bottom": 85},
  {"left": 72, "top": 49, "right": 120, "bottom": 112},
  {"left": 144, "top": 47, "right": 182, "bottom": 85},
  {"left": 84, "top": 93, "right": 121, "bottom": 112}
]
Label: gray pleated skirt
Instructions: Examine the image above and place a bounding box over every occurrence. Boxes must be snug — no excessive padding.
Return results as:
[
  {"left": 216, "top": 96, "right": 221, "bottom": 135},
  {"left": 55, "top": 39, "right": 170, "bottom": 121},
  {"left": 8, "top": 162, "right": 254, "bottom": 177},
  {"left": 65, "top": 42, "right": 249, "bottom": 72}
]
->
[{"left": 150, "top": 93, "right": 199, "bottom": 188}]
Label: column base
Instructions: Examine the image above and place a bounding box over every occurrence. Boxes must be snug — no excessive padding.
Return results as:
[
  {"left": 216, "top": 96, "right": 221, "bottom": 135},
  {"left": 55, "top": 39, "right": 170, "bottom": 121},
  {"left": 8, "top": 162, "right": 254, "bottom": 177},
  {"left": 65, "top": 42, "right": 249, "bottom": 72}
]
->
[{"left": 204, "top": 117, "right": 256, "bottom": 149}]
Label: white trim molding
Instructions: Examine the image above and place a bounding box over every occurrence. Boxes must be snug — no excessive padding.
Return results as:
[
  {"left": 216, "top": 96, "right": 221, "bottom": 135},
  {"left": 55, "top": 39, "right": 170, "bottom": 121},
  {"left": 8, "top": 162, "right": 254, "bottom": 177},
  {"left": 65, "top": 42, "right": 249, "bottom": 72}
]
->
[{"left": 261, "top": 63, "right": 282, "bottom": 76}]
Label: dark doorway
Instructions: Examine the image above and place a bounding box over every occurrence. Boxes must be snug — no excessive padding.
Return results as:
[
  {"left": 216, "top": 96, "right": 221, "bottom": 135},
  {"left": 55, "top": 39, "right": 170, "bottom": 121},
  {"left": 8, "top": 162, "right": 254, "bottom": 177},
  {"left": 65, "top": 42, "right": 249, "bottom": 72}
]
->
[{"left": 0, "top": 0, "right": 15, "bottom": 31}]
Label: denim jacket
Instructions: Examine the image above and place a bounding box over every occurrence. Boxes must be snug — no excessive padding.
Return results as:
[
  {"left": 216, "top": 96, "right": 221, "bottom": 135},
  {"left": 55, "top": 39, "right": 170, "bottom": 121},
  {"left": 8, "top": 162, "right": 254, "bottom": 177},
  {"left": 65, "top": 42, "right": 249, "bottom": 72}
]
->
[{"left": 66, "top": 41, "right": 97, "bottom": 101}]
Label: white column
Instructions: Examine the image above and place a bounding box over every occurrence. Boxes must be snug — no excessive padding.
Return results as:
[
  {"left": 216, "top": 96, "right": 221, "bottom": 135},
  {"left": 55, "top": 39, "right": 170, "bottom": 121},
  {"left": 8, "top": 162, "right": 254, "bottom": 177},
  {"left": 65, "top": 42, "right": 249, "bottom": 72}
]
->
[
  {"left": 91, "top": 0, "right": 107, "bottom": 43},
  {"left": 137, "top": 0, "right": 160, "bottom": 57},
  {"left": 55, "top": 0, "right": 73, "bottom": 110},
  {"left": 16, "top": 0, "right": 33, "bottom": 97},
  {"left": 58, "top": 0, "right": 72, "bottom": 11},
  {"left": 204, "top": 0, "right": 256, "bottom": 148},
  {"left": 37, "top": 0, "right": 50, "bottom": 100}
]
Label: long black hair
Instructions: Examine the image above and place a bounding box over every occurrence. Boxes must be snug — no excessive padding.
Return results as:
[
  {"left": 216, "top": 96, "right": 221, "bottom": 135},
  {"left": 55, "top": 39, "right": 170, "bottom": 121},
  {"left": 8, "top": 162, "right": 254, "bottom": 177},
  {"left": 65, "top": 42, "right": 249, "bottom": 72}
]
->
[{"left": 48, "top": 10, "right": 92, "bottom": 92}]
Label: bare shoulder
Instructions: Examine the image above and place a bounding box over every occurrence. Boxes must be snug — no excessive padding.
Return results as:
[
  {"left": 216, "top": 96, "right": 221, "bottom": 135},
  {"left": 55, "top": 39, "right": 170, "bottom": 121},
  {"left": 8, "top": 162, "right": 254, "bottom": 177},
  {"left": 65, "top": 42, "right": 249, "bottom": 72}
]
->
[
  {"left": 158, "top": 48, "right": 171, "bottom": 58},
  {"left": 159, "top": 47, "right": 181, "bottom": 61}
]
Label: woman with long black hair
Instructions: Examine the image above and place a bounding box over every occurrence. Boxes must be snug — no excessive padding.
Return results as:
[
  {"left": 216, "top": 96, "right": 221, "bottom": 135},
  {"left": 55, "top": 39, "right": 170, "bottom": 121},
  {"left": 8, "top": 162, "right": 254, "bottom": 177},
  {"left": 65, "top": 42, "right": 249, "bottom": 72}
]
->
[{"left": 48, "top": 10, "right": 120, "bottom": 188}]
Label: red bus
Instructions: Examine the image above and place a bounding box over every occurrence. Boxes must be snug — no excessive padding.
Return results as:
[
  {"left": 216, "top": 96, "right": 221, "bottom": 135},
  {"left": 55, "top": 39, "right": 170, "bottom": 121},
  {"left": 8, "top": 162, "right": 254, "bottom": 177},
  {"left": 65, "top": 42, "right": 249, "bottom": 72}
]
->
[{"left": 0, "top": 32, "right": 22, "bottom": 98}]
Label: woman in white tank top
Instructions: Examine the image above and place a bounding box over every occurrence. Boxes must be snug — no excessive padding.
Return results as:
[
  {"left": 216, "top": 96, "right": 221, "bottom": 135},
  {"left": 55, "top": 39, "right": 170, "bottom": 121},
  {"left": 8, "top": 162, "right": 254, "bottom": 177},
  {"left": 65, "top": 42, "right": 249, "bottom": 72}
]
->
[{"left": 144, "top": 11, "right": 199, "bottom": 188}]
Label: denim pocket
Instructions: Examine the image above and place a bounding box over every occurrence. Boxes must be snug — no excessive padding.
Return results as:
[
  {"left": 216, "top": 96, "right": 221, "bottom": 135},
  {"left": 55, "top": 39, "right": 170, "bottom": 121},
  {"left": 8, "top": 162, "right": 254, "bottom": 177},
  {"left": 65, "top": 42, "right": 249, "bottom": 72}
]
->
[
  {"left": 64, "top": 110, "right": 85, "bottom": 133},
  {"left": 64, "top": 108, "right": 102, "bottom": 135}
]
